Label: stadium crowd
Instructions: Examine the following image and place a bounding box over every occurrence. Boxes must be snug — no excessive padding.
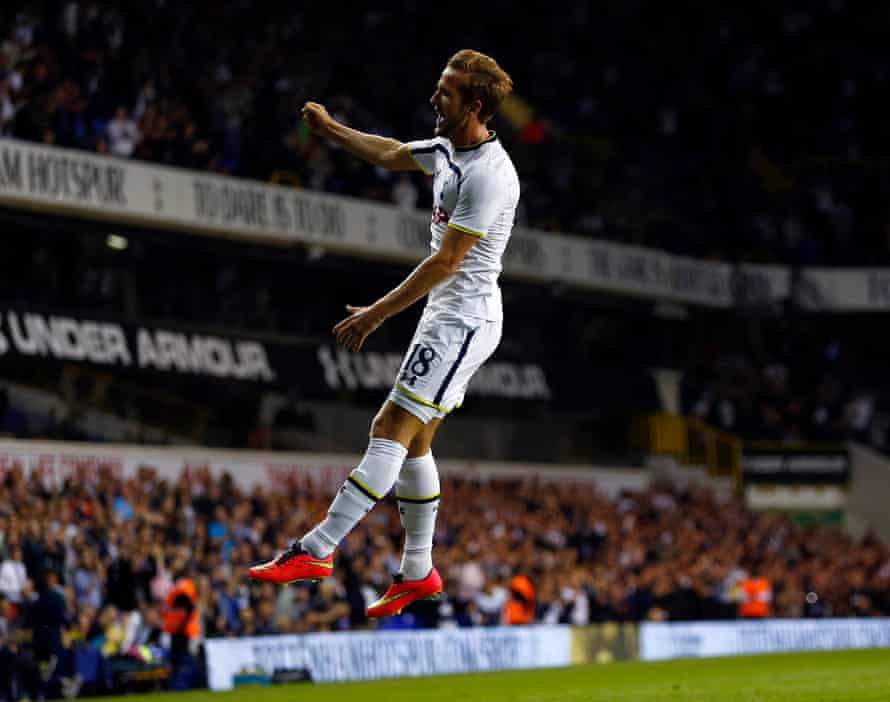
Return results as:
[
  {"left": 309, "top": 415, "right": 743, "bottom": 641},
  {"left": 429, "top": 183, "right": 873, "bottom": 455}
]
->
[
  {"left": 2, "top": 466, "right": 888, "bottom": 696},
  {"left": 682, "top": 333, "right": 877, "bottom": 445},
  {"left": 2, "top": 1, "right": 889, "bottom": 264}
]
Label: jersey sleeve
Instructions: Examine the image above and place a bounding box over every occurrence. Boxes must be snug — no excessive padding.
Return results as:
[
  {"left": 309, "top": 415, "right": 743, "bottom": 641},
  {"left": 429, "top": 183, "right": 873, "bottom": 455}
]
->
[
  {"left": 446, "top": 169, "right": 503, "bottom": 239},
  {"left": 404, "top": 138, "right": 442, "bottom": 176}
]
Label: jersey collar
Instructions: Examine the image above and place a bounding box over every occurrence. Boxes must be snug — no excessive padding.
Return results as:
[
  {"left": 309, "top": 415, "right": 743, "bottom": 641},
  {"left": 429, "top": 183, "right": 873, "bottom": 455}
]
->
[{"left": 454, "top": 131, "right": 498, "bottom": 152}]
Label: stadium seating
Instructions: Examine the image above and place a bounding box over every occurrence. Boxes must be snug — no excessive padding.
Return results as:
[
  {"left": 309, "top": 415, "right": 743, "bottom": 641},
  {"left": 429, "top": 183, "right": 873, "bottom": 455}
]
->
[
  {"left": 2, "top": 466, "right": 888, "bottom": 694},
  {"left": 2, "top": 1, "right": 888, "bottom": 263}
]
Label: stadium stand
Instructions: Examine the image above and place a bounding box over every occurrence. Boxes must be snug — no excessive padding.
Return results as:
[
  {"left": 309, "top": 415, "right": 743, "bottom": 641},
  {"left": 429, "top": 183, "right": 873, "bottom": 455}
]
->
[
  {"left": 2, "top": 467, "right": 889, "bottom": 695},
  {"left": 2, "top": 1, "right": 889, "bottom": 262}
]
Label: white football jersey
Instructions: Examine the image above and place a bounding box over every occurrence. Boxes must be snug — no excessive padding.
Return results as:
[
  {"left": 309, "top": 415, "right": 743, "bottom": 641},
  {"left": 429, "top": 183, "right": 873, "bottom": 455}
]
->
[{"left": 406, "top": 132, "right": 519, "bottom": 323}]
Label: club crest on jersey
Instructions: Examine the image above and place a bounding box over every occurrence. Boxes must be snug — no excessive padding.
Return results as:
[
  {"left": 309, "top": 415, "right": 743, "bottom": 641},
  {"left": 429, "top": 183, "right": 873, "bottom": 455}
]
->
[{"left": 432, "top": 206, "right": 450, "bottom": 225}]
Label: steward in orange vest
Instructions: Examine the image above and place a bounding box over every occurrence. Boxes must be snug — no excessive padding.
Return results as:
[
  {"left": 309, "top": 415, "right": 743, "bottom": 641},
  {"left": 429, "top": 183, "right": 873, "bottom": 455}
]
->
[
  {"left": 738, "top": 576, "right": 772, "bottom": 618},
  {"left": 163, "top": 578, "right": 199, "bottom": 640},
  {"left": 503, "top": 575, "right": 536, "bottom": 625}
]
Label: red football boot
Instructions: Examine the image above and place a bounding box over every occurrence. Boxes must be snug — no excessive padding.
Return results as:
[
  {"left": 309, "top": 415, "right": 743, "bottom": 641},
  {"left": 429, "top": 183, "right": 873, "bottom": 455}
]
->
[
  {"left": 366, "top": 568, "right": 443, "bottom": 618},
  {"left": 247, "top": 542, "right": 333, "bottom": 584}
]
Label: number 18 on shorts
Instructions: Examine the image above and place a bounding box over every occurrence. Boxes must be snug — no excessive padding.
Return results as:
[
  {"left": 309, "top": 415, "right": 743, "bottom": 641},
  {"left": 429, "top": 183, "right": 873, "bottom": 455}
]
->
[{"left": 388, "top": 315, "right": 502, "bottom": 423}]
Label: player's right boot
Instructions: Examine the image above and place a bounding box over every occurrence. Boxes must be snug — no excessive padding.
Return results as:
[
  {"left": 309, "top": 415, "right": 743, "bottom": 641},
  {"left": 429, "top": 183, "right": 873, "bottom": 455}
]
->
[
  {"left": 246, "top": 541, "right": 334, "bottom": 584},
  {"left": 366, "top": 568, "right": 443, "bottom": 618}
]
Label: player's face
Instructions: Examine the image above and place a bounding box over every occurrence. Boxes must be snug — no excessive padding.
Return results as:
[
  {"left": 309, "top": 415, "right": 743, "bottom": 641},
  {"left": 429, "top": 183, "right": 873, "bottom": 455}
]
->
[{"left": 430, "top": 68, "right": 470, "bottom": 138}]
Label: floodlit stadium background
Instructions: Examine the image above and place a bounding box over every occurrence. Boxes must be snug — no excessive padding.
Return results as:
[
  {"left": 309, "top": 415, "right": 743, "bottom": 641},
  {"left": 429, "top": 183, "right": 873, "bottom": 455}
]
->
[{"left": 1, "top": 1, "right": 890, "bottom": 699}]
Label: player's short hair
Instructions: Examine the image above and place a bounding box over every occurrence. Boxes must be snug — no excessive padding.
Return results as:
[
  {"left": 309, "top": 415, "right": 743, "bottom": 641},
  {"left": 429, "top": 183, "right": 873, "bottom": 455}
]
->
[{"left": 446, "top": 49, "right": 513, "bottom": 123}]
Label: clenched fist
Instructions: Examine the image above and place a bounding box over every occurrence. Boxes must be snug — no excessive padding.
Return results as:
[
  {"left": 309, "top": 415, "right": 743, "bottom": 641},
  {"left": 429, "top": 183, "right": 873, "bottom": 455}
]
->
[{"left": 301, "top": 101, "right": 335, "bottom": 137}]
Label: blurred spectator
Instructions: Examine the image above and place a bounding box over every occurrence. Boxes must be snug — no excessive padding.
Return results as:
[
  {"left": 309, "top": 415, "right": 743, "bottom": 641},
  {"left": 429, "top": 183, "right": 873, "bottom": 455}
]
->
[
  {"left": 1, "top": 591, "right": 39, "bottom": 702},
  {"left": 0, "top": 74, "right": 15, "bottom": 134},
  {"left": 129, "top": 603, "right": 164, "bottom": 650},
  {"left": 162, "top": 577, "right": 200, "bottom": 691},
  {"left": 106, "top": 106, "right": 140, "bottom": 158},
  {"left": 304, "top": 578, "right": 350, "bottom": 631},
  {"left": 0, "top": 545, "right": 27, "bottom": 605},
  {"left": 71, "top": 548, "right": 104, "bottom": 610},
  {"left": 503, "top": 575, "right": 536, "bottom": 625},
  {"left": 215, "top": 576, "right": 245, "bottom": 634},
  {"left": 738, "top": 571, "right": 773, "bottom": 618},
  {"left": 28, "top": 569, "right": 68, "bottom": 692}
]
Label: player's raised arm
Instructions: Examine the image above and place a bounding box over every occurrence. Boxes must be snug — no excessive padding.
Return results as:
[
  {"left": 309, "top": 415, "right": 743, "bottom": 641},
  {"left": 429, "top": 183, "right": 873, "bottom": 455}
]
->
[{"left": 301, "top": 101, "right": 421, "bottom": 172}]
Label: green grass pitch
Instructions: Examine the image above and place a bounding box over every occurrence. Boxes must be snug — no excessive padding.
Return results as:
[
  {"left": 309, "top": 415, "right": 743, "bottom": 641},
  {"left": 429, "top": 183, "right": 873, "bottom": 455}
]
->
[{"left": 111, "top": 649, "right": 890, "bottom": 702}]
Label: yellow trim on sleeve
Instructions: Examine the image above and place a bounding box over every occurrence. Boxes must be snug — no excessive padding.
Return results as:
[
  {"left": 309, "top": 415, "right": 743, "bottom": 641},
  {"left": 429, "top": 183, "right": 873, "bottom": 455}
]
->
[
  {"left": 405, "top": 147, "right": 433, "bottom": 176},
  {"left": 395, "top": 384, "right": 450, "bottom": 413},
  {"left": 447, "top": 222, "right": 487, "bottom": 239},
  {"left": 348, "top": 473, "right": 382, "bottom": 500}
]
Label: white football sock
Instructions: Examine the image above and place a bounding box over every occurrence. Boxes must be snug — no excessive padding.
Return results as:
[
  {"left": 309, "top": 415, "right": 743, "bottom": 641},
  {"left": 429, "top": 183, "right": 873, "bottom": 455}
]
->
[
  {"left": 301, "top": 437, "right": 407, "bottom": 558},
  {"left": 396, "top": 452, "right": 440, "bottom": 580}
]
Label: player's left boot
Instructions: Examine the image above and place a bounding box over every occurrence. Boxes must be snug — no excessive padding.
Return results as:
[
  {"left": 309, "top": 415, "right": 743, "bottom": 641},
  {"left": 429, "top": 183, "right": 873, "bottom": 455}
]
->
[
  {"left": 246, "top": 541, "right": 333, "bottom": 584},
  {"left": 366, "top": 568, "right": 443, "bottom": 618}
]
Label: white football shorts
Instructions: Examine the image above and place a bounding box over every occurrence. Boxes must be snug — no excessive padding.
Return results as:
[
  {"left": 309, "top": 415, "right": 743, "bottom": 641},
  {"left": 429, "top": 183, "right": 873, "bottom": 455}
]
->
[{"left": 388, "top": 309, "right": 502, "bottom": 423}]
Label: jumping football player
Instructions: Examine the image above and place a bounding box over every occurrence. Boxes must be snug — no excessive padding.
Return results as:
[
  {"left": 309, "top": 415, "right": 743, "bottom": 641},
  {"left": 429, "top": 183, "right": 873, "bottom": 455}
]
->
[{"left": 248, "top": 50, "right": 519, "bottom": 618}]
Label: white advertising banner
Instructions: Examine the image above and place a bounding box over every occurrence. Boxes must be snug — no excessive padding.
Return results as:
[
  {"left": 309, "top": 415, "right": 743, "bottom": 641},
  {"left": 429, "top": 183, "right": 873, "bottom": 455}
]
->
[
  {"left": 0, "top": 439, "right": 647, "bottom": 497},
  {"left": 798, "top": 269, "right": 890, "bottom": 311},
  {"left": 204, "top": 625, "right": 571, "bottom": 689},
  {"left": 0, "top": 137, "right": 796, "bottom": 307},
  {"left": 640, "top": 619, "right": 890, "bottom": 661}
]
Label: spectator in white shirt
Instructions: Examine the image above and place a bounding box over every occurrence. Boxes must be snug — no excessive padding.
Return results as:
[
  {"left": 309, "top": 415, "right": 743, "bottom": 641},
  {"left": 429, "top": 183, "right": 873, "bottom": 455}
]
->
[
  {"left": 107, "top": 105, "right": 141, "bottom": 158},
  {"left": 0, "top": 545, "right": 28, "bottom": 604},
  {"left": 0, "top": 74, "right": 16, "bottom": 134}
]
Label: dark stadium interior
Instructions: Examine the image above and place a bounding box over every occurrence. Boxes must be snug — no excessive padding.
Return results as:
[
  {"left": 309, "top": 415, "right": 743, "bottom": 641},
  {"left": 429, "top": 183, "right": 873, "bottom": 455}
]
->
[
  {"left": 2, "top": 1, "right": 890, "bottom": 699},
  {"left": 3, "top": 206, "right": 888, "bottom": 454}
]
